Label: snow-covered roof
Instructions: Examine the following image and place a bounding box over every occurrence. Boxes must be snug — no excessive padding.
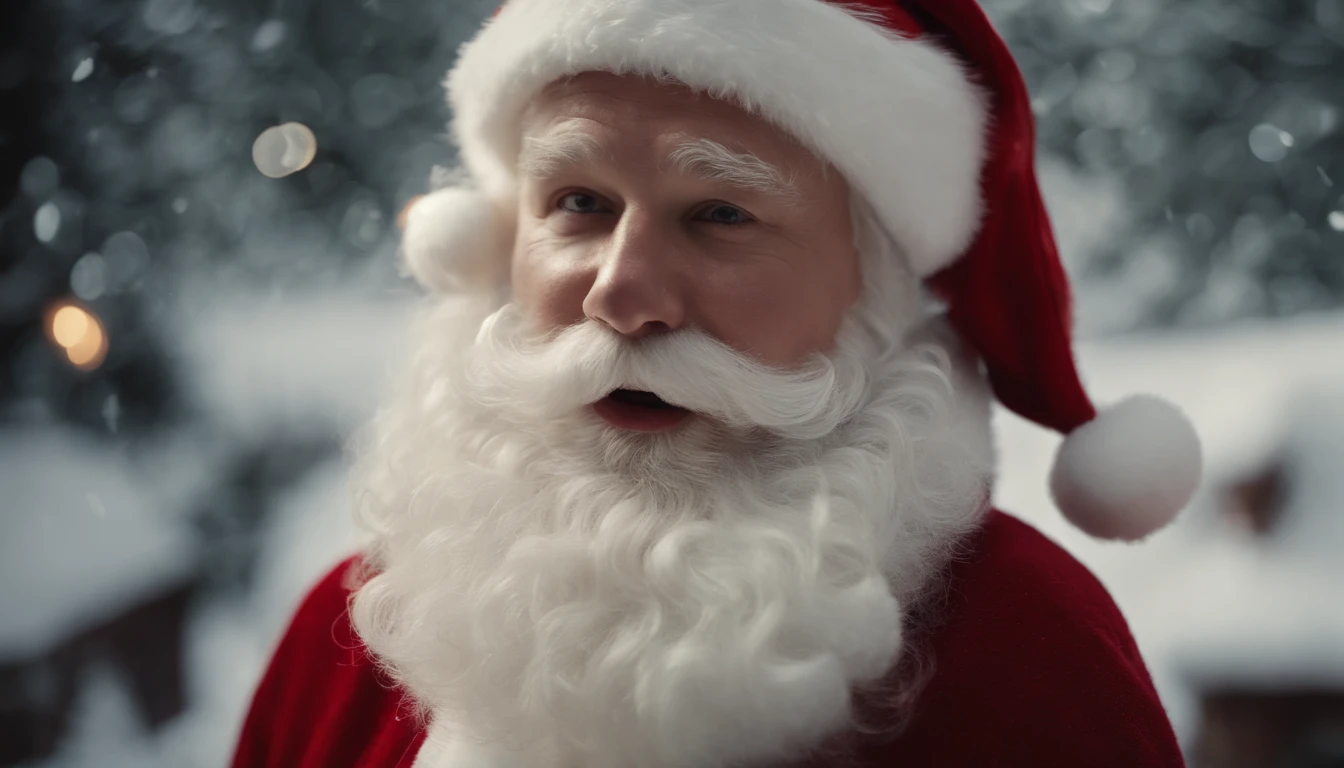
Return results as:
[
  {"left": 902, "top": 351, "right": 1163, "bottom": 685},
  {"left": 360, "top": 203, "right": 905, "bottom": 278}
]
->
[
  {"left": 169, "top": 283, "right": 413, "bottom": 441},
  {"left": 992, "top": 311, "right": 1344, "bottom": 743},
  {"left": 0, "top": 429, "right": 201, "bottom": 659}
]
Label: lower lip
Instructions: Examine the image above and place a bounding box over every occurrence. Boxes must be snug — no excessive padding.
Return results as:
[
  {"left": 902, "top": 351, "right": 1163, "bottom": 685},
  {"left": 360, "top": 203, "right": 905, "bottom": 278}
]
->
[{"left": 592, "top": 396, "right": 692, "bottom": 433}]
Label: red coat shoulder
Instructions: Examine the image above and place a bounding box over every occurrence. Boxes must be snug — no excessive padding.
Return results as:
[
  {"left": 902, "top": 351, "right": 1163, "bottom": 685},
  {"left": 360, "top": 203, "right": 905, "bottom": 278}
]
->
[
  {"left": 234, "top": 513, "right": 1183, "bottom": 768},
  {"left": 231, "top": 558, "right": 426, "bottom": 768},
  {"left": 871, "top": 509, "right": 1185, "bottom": 767}
]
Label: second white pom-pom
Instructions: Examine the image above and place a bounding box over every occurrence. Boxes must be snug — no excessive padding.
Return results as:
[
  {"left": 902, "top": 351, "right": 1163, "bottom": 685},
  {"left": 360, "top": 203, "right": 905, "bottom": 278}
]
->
[{"left": 1049, "top": 395, "right": 1202, "bottom": 542}]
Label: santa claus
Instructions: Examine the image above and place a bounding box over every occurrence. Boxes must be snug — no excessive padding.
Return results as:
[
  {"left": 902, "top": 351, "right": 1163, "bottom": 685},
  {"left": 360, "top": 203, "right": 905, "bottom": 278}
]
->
[{"left": 232, "top": 1, "right": 1204, "bottom": 766}]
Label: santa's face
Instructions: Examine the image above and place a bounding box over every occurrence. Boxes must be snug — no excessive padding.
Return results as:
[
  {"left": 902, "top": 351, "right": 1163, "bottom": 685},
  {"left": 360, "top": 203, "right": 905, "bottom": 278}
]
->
[
  {"left": 510, "top": 72, "right": 863, "bottom": 434},
  {"left": 350, "top": 73, "right": 994, "bottom": 768}
]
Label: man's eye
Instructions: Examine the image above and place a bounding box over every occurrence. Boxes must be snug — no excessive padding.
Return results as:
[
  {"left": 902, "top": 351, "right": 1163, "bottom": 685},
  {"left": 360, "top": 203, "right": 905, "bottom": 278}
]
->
[
  {"left": 698, "top": 204, "right": 753, "bottom": 225},
  {"left": 557, "top": 192, "right": 611, "bottom": 214}
]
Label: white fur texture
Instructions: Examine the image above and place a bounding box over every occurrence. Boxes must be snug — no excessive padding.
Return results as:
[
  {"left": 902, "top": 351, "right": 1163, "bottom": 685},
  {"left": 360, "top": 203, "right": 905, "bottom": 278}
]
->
[
  {"left": 401, "top": 186, "right": 510, "bottom": 291},
  {"left": 445, "top": 0, "right": 988, "bottom": 277},
  {"left": 415, "top": 723, "right": 533, "bottom": 768},
  {"left": 1049, "top": 395, "right": 1203, "bottom": 542},
  {"left": 354, "top": 209, "right": 996, "bottom": 768}
]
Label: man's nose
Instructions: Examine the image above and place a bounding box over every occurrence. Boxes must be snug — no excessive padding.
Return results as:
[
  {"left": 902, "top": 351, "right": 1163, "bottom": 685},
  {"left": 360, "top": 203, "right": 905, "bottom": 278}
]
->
[{"left": 581, "top": 214, "right": 685, "bottom": 338}]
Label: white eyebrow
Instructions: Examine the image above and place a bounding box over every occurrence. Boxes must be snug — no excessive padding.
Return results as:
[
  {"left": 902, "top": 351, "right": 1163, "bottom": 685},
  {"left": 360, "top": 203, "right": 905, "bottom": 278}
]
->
[
  {"left": 519, "top": 128, "right": 800, "bottom": 204},
  {"left": 518, "top": 122, "right": 605, "bottom": 178},
  {"left": 666, "top": 137, "right": 800, "bottom": 204}
]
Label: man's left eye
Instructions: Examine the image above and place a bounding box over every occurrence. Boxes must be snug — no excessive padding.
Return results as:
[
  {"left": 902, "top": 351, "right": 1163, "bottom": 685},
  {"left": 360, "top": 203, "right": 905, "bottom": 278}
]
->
[{"left": 698, "top": 204, "right": 753, "bottom": 225}]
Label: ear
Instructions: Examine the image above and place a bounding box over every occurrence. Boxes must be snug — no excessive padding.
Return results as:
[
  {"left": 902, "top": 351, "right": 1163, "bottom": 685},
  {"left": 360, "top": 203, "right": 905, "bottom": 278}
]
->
[{"left": 399, "top": 187, "right": 512, "bottom": 292}]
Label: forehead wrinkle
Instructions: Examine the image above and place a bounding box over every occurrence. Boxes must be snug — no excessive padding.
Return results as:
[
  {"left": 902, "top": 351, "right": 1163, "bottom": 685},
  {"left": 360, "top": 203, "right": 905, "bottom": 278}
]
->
[
  {"left": 665, "top": 137, "right": 801, "bottom": 205},
  {"left": 518, "top": 120, "right": 608, "bottom": 178}
]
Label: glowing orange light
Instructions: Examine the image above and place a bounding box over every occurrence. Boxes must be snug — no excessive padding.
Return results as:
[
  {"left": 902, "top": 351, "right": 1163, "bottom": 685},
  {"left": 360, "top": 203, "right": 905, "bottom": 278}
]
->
[
  {"left": 51, "top": 306, "right": 89, "bottom": 347},
  {"left": 45, "top": 301, "right": 109, "bottom": 371}
]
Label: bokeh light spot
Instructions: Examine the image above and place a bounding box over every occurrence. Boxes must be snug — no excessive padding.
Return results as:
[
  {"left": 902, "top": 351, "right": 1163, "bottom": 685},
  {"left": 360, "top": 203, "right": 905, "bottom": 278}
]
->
[
  {"left": 252, "top": 122, "right": 317, "bottom": 179},
  {"left": 19, "top": 156, "right": 59, "bottom": 199},
  {"left": 34, "top": 202, "right": 61, "bottom": 243},
  {"left": 66, "top": 322, "right": 106, "bottom": 368},
  {"left": 72, "top": 57, "right": 93, "bottom": 83},
  {"left": 1248, "top": 123, "right": 1293, "bottom": 163},
  {"left": 71, "top": 253, "right": 108, "bottom": 301},
  {"left": 251, "top": 20, "right": 287, "bottom": 52},
  {"left": 102, "top": 231, "right": 150, "bottom": 288},
  {"left": 142, "top": 0, "right": 199, "bottom": 35},
  {"left": 46, "top": 302, "right": 109, "bottom": 371},
  {"left": 51, "top": 305, "right": 88, "bottom": 348}
]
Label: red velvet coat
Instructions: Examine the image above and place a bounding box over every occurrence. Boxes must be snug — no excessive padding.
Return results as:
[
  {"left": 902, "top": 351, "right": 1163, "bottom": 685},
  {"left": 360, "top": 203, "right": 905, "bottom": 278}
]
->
[{"left": 231, "top": 510, "right": 1185, "bottom": 767}]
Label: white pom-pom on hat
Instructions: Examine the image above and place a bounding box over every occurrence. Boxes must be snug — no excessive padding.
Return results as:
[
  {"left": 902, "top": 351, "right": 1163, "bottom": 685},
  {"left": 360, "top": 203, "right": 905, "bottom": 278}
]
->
[
  {"left": 1049, "top": 395, "right": 1202, "bottom": 542},
  {"left": 400, "top": 186, "right": 510, "bottom": 292}
]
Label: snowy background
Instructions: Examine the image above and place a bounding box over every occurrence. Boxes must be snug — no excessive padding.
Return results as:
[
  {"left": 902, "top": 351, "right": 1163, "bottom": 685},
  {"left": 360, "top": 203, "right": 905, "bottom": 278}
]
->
[{"left": 0, "top": 0, "right": 1341, "bottom": 766}]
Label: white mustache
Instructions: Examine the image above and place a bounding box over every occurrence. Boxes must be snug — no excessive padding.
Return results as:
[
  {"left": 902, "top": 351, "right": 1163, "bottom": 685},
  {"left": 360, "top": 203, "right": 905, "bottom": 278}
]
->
[{"left": 463, "top": 306, "right": 872, "bottom": 441}]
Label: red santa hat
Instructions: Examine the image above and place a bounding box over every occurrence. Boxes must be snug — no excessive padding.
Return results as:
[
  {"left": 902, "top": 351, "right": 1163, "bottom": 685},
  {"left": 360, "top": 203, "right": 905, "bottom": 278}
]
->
[{"left": 402, "top": 0, "right": 1203, "bottom": 541}]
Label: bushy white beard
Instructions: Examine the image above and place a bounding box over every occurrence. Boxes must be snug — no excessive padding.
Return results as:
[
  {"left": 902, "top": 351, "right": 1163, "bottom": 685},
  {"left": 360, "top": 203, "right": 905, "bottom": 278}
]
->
[{"left": 350, "top": 275, "right": 994, "bottom": 768}]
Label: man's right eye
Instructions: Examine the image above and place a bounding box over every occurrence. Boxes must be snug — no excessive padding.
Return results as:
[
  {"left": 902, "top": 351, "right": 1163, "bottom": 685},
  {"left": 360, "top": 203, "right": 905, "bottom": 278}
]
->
[{"left": 557, "top": 192, "right": 612, "bottom": 214}]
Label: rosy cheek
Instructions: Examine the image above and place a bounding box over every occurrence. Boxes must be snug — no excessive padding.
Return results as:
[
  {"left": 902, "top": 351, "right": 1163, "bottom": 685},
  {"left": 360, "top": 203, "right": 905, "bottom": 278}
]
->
[
  {"left": 512, "top": 234, "right": 596, "bottom": 328},
  {"left": 688, "top": 273, "right": 775, "bottom": 353},
  {"left": 712, "top": 269, "right": 841, "bottom": 367}
]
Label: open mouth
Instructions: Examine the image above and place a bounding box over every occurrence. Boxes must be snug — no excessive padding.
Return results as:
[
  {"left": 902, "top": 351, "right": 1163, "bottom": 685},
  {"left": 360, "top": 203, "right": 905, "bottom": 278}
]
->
[{"left": 592, "top": 388, "right": 693, "bottom": 432}]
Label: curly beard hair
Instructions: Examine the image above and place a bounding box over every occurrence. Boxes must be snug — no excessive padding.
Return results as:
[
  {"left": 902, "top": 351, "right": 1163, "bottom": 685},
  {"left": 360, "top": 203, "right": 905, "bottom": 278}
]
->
[{"left": 348, "top": 208, "right": 995, "bottom": 768}]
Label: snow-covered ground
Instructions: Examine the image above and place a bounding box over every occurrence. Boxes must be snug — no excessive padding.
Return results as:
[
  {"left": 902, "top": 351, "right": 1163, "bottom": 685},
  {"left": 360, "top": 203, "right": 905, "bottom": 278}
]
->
[{"left": 10, "top": 294, "right": 1344, "bottom": 765}]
